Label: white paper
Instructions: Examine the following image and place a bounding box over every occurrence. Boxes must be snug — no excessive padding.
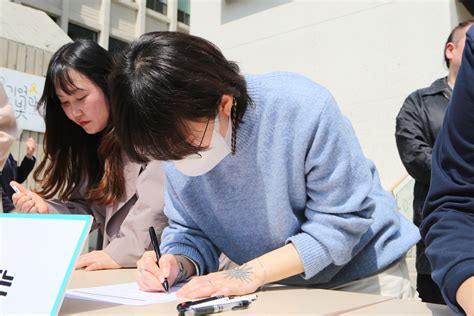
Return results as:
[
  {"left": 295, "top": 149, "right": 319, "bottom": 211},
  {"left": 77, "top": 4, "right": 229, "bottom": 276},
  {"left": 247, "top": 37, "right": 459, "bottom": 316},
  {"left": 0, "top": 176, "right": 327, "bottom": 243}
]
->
[{"left": 66, "top": 282, "right": 181, "bottom": 306}]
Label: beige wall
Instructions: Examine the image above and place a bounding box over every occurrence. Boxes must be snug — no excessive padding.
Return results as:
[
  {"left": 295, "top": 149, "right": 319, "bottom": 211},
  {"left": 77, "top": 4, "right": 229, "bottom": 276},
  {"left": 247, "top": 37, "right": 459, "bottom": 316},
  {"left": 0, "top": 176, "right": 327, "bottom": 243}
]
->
[
  {"left": 0, "top": 38, "right": 50, "bottom": 190},
  {"left": 190, "top": 0, "right": 471, "bottom": 190}
]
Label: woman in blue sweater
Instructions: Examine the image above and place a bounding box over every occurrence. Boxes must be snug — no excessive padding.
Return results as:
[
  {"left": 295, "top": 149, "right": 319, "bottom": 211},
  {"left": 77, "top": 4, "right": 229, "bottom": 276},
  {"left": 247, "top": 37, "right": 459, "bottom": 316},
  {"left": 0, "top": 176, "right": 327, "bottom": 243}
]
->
[{"left": 110, "top": 32, "right": 419, "bottom": 299}]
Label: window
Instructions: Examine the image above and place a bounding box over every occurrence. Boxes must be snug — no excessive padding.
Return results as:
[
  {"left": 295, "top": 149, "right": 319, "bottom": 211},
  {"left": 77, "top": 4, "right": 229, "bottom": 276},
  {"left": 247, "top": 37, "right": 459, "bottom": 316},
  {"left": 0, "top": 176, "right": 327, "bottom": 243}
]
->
[
  {"left": 68, "top": 23, "right": 98, "bottom": 42},
  {"left": 146, "top": 0, "right": 167, "bottom": 15},
  {"left": 178, "top": 0, "right": 190, "bottom": 25},
  {"left": 108, "top": 37, "right": 129, "bottom": 56}
]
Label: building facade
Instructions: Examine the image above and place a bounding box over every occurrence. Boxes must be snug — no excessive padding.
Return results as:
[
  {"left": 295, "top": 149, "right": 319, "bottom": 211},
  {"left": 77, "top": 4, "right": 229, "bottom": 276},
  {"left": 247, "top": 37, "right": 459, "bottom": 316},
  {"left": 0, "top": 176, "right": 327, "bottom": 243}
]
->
[{"left": 10, "top": 0, "right": 191, "bottom": 53}]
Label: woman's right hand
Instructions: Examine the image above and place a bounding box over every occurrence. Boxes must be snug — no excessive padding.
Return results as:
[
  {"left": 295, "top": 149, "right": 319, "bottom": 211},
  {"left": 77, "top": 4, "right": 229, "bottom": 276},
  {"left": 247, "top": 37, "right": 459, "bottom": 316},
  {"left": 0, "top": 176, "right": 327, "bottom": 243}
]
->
[
  {"left": 136, "top": 251, "right": 179, "bottom": 292},
  {"left": 10, "top": 181, "right": 49, "bottom": 213}
]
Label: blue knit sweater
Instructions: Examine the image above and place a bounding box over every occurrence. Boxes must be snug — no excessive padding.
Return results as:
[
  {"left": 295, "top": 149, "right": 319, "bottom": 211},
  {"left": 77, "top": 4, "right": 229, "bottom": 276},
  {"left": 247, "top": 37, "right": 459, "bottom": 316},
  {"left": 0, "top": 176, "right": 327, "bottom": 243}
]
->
[{"left": 160, "top": 72, "right": 420, "bottom": 287}]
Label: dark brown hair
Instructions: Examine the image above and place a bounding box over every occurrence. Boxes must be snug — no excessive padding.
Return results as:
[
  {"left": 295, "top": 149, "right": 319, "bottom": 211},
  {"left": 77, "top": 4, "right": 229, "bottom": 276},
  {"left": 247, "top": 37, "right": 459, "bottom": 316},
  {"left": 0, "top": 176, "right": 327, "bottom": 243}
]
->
[
  {"left": 34, "top": 40, "right": 124, "bottom": 205},
  {"left": 109, "top": 31, "right": 251, "bottom": 162}
]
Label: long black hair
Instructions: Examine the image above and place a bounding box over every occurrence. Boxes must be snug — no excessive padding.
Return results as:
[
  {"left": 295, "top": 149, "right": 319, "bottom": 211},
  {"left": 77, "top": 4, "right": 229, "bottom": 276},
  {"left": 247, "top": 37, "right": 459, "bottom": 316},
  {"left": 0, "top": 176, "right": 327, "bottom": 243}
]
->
[
  {"left": 35, "top": 40, "right": 124, "bottom": 204},
  {"left": 109, "top": 31, "right": 251, "bottom": 162}
]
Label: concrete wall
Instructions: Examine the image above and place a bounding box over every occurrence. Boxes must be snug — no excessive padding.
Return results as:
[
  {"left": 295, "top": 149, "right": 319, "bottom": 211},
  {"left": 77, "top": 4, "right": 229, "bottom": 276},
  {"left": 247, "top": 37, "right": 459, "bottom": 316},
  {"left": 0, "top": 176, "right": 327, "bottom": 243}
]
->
[{"left": 190, "top": 0, "right": 471, "bottom": 190}]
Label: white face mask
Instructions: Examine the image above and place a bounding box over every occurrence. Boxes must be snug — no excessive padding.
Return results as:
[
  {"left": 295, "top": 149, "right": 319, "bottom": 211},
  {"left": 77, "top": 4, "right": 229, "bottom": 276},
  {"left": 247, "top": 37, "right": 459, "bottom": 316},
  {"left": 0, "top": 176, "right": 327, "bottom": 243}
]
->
[{"left": 174, "top": 113, "right": 232, "bottom": 177}]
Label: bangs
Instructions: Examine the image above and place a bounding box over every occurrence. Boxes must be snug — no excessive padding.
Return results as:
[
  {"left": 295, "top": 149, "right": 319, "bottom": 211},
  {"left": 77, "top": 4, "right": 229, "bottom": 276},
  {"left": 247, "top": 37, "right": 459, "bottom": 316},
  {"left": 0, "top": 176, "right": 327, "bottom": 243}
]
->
[
  {"left": 51, "top": 65, "right": 80, "bottom": 95},
  {"left": 112, "top": 73, "right": 212, "bottom": 162},
  {"left": 127, "top": 115, "right": 205, "bottom": 162}
]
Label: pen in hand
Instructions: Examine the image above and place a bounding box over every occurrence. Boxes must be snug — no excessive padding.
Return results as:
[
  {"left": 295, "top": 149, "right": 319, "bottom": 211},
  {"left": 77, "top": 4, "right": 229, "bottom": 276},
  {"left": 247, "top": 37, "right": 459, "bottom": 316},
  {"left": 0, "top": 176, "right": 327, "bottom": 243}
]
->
[
  {"left": 148, "top": 226, "right": 169, "bottom": 293},
  {"left": 10, "top": 183, "right": 20, "bottom": 194}
]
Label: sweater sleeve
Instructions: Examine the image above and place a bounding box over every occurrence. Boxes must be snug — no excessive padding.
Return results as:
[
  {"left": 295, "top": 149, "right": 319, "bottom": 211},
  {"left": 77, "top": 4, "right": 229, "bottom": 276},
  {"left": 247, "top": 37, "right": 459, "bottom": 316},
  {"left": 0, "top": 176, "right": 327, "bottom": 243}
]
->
[
  {"left": 421, "top": 26, "right": 474, "bottom": 315},
  {"left": 160, "top": 175, "right": 221, "bottom": 275},
  {"left": 287, "top": 93, "right": 375, "bottom": 280}
]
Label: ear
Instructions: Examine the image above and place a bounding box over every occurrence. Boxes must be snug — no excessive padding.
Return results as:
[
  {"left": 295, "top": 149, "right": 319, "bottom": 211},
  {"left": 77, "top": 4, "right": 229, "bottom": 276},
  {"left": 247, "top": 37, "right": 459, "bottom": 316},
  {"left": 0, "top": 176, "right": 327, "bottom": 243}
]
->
[
  {"left": 218, "top": 94, "right": 234, "bottom": 117},
  {"left": 445, "top": 42, "right": 455, "bottom": 60}
]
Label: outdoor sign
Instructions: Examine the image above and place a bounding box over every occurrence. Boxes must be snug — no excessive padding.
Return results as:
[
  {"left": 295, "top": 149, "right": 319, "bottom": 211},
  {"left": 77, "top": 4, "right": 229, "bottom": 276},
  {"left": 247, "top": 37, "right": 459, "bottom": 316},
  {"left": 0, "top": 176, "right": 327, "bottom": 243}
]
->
[{"left": 0, "top": 67, "right": 45, "bottom": 133}]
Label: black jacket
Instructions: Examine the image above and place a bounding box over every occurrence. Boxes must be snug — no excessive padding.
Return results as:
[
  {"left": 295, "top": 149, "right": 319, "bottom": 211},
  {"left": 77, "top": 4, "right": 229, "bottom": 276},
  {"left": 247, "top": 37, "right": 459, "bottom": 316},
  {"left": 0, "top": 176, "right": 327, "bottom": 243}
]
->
[
  {"left": 1, "top": 153, "right": 36, "bottom": 212},
  {"left": 395, "top": 77, "right": 451, "bottom": 274}
]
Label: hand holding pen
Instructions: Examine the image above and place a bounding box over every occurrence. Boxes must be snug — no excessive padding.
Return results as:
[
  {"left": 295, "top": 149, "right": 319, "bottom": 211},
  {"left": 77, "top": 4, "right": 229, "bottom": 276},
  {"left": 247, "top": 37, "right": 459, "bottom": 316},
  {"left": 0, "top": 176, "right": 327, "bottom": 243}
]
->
[
  {"left": 149, "top": 226, "right": 169, "bottom": 292},
  {"left": 10, "top": 181, "right": 49, "bottom": 213},
  {"left": 136, "top": 229, "right": 179, "bottom": 293}
]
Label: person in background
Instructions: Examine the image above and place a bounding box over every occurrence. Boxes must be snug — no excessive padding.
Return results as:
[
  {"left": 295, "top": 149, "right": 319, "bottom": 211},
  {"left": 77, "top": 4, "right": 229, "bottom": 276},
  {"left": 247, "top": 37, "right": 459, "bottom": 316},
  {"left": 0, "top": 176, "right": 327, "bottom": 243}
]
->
[
  {"left": 11, "top": 40, "right": 167, "bottom": 271},
  {"left": 395, "top": 19, "right": 474, "bottom": 304},
  {"left": 421, "top": 25, "right": 474, "bottom": 316},
  {"left": 1, "top": 138, "right": 37, "bottom": 212},
  {"left": 0, "top": 83, "right": 17, "bottom": 213},
  {"left": 110, "top": 32, "right": 419, "bottom": 299}
]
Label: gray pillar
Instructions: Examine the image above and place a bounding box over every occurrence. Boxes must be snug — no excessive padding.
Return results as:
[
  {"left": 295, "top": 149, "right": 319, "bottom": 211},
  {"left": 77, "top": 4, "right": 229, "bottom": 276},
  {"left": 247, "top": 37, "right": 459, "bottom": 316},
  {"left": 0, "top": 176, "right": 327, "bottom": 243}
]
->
[
  {"left": 59, "top": 0, "right": 69, "bottom": 34},
  {"left": 98, "top": 0, "right": 111, "bottom": 49},
  {"left": 167, "top": 0, "right": 178, "bottom": 32},
  {"left": 136, "top": 0, "right": 146, "bottom": 37}
]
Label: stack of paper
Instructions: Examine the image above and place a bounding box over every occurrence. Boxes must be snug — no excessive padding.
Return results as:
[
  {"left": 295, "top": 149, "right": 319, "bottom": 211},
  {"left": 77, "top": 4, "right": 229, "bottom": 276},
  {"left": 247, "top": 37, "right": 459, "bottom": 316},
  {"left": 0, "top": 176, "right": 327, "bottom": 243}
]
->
[{"left": 66, "top": 282, "right": 181, "bottom": 306}]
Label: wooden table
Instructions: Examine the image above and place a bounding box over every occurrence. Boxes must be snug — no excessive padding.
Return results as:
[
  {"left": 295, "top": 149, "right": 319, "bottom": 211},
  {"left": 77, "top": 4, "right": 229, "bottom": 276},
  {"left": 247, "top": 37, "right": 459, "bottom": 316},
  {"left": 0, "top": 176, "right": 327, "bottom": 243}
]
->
[
  {"left": 59, "top": 269, "right": 454, "bottom": 315},
  {"left": 340, "top": 297, "right": 457, "bottom": 316}
]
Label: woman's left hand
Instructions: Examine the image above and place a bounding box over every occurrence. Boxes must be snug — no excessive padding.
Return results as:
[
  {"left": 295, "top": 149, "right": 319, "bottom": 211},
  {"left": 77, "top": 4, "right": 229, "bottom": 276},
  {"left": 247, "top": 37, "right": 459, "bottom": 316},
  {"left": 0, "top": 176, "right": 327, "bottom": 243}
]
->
[
  {"left": 75, "top": 250, "right": 121, "bottom": 271},
  {"left": 177, "top": 263, "right": 262, "bottom": 299}
]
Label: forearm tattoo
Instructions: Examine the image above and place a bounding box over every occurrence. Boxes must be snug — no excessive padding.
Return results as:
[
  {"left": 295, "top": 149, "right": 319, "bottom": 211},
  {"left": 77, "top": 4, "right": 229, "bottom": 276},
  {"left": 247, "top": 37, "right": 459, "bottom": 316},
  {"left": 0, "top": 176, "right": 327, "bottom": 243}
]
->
[
  {"left": 223, "top": 264, "right": 255, "bottom": 283},
  {"left": 174, "top": 255, "right": 195, "bottom": 283}
]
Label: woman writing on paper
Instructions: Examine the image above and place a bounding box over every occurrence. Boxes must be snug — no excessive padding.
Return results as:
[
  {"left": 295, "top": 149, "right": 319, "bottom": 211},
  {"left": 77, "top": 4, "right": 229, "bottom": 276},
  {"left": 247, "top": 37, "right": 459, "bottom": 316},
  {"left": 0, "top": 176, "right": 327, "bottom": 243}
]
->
[
  {"left": 11, "top": 40, "right": 167, "bottom": 271},
  {"left": 109, "top": 32, "right": 420, "bottom": 298}
]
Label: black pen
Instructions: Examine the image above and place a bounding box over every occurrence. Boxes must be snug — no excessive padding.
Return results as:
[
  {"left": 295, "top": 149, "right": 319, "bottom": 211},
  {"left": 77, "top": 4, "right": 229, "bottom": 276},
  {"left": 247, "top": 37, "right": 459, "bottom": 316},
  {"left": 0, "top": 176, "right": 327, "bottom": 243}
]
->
[
  {"left": 180, "top": 294, "right": 257, "bottom": 314},
  {"left": 190, "top": 300, "right": 251, "bottom": 315},
  {"left": 148, "top": 226, "right": 169, "bottom": 293},
  {"left": 176, "top": 295, "right": 226, "bottom": 312}
]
